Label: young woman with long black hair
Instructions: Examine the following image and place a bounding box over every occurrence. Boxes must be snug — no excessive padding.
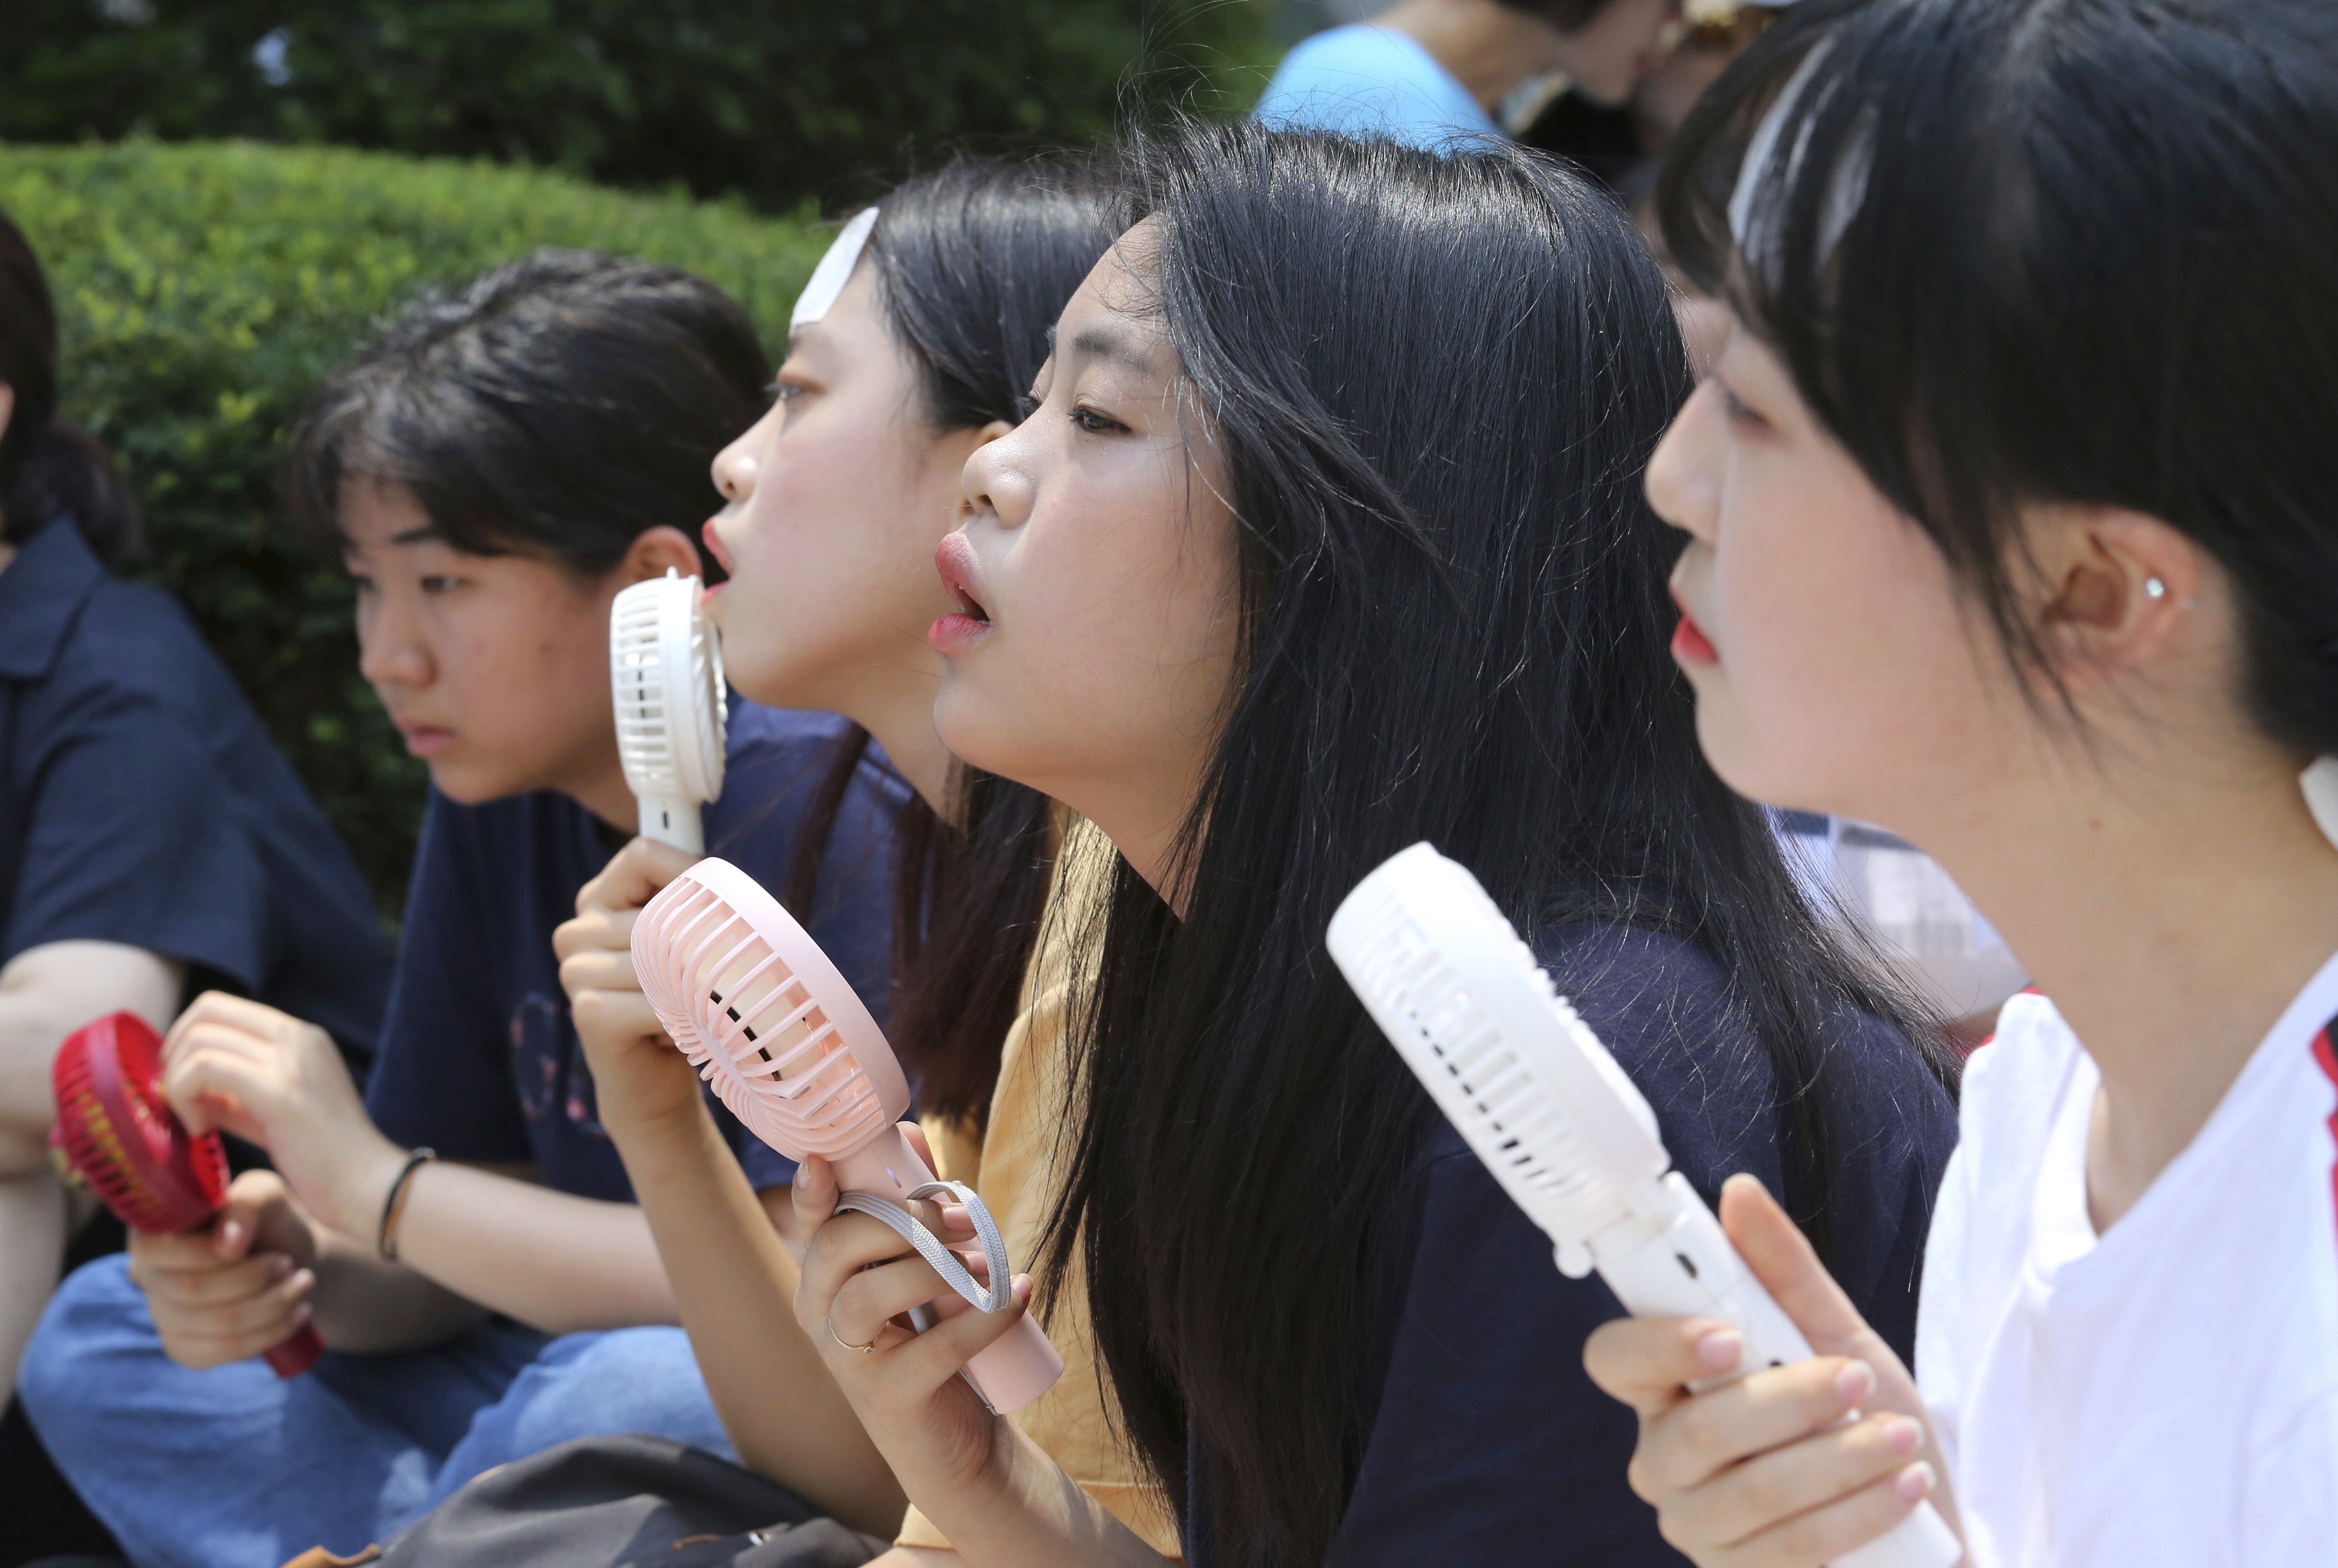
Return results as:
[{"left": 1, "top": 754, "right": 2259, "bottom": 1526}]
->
[
  {"left": 552, "top": 157, "right": 1191, "bottom": 1559},
  {"left": 1585, "top": 2, "right": 2338, "bottom": 1562},
  {"left": 782, "top": 122, "right": 1957, "bottom": 1567}
]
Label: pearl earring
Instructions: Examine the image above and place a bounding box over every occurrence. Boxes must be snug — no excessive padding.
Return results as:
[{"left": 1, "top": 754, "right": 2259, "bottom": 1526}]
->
[{"left": 2144, "top": 576, "right": 2167, "bottom": 600}]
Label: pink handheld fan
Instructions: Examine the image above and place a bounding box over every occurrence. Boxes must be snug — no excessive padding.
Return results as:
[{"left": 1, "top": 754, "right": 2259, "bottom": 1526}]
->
[{"left": 632, "top": 855, "right": 1063, "bottom": 1413}]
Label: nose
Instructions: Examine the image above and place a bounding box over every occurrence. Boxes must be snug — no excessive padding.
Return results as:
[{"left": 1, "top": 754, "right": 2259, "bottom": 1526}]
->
[
  {"left": 356, "top": 591, "right": 433, "bottom": 694},
  {"left": 1644, "top": 379, "right": 1724, "bottom": 544},
  {"left": 712, "top": 430, "right": 759, "bottom": 505},
  {"left": 962, "top": 423, "right": 1034, "bottom": 532}
]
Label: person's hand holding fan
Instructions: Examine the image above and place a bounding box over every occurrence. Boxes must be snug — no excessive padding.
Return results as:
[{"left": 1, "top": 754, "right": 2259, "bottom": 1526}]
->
[{"left": 50, "top": 1011, "right": 324, "bottom": 1376}]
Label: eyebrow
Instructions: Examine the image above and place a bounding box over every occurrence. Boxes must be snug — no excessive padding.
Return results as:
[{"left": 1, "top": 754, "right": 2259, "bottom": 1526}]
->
[
  {"left": 388, "top": 525, "right": 442, "bottom": 547},
  {"left": 1058, "top": 321, "right": 1157, "bottom": 376}
]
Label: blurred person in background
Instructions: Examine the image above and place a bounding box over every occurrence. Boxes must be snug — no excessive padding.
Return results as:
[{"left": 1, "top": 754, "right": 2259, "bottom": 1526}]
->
[
  {"left": 0, "top": 209, "right": 389, "bottom": 1407},
  {"left": 19, "top": 251, "right": 904, "bottom": 1568},
  {"left": 1255, "top": 0, "right": 1685, "bottom": 149}
]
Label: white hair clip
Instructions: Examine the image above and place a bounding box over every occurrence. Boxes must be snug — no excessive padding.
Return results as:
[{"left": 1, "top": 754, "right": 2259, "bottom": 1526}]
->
[{"left": 790, "top": 207, "right": 880, "bottom": 330}]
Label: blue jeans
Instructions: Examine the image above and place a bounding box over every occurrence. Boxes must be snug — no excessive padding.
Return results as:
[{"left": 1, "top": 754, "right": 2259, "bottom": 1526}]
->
[{"left": 21, "top": 1255, "right": 737, "bottom": 1568}]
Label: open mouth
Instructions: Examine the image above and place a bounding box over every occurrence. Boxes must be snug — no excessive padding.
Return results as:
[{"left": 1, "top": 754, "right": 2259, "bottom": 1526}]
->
[{"left": 929, "top": 534, "right": 994, "bottom": 657}]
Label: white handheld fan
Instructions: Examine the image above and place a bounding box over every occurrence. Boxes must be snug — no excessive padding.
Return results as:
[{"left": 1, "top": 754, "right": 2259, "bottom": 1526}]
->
[
  {"left": 1327, "top": 843, "right": 1962, "bottom": 1568},
  {"left": 611, "top": 567, "right": 727, "bottom": 853},
  {"left": 632, "top": 855, "right": 1064, "bottom": 1414}
]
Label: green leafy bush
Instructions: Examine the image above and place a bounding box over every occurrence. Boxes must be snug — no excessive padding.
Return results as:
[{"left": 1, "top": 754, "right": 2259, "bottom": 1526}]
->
[
  {"left": 0, "top": 1, "right": 1268, "bottom": 215},
  {"left": 1, "top": 139, "right": 832, "bottom": 918}
]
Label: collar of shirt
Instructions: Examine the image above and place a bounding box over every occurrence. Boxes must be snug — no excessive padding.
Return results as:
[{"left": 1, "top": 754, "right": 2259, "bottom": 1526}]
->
[{"left": 0, "top": 520, "right": 107, "bottom": 682}]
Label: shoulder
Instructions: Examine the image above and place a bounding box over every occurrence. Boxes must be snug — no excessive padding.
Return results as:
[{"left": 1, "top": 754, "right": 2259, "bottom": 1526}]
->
[
  {"left": 1275, "top": 24, "right": 1431, "bottom": 77},
  {"left": 1531, "top": 920, "right": 1786, "bottom": 1196},
  {"left": 1959, "top": 989, "right": 2082, "bottom": 1148},
  {"left": 29, "top": 579, "right": 237, "bottom": 719}
]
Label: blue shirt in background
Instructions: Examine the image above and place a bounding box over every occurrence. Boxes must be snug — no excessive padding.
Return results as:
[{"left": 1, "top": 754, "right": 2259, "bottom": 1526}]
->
[
  {"left": 363, "top": 703, "right": 907, "bottom": 1201},
  {"left": 1254, "top": 24, "right": 1502, "bottom": 151},
  {"left": 1184, "top": 920, "right": 1959, "bottom": 1566},
  {"left": 0, "top": 520, "right": 390, "bottom": 1067}
]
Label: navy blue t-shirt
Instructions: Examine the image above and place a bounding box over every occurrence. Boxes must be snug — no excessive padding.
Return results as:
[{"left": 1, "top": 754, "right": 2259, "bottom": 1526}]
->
[
  {"left": 362, "top": 704, "right": 907, "bottom": 1201},
  {"left": 0, "top": 520, "right": 390, "bottom": 1065},
  {"left": 1184, "top": 920, "right": 1959, "bottom": 1567}
]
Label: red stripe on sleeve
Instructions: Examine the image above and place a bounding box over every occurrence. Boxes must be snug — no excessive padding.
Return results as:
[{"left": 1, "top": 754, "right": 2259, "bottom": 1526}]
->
[{"left": 2312, "top": 1022, "right": 2338, "bottom": 1226}]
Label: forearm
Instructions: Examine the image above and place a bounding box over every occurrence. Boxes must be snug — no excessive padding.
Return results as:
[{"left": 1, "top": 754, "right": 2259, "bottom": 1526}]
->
[
  {"left": 917, "top": 1425, "right": 1173, "bottom": 1568},
  {"left": 385, "top": 1159, "right": 679, "bottom": 1334},
  {"left": 605, "top": 1099, "right": 906, "bottom": 1537},
  {"left": 307, "top": 1223, "right": 490, "bottom": 1352}
]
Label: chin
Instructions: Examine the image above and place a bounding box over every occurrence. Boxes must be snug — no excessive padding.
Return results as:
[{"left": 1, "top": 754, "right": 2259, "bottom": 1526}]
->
[{"left": 424, "top": 757, "right": 527, "bottom": 808}]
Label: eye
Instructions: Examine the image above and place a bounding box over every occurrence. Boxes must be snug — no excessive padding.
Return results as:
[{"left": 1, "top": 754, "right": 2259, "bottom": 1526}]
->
[
  {"left": 1721, "top": 388, "right": 1768, "bottom": 431},
  {"left": 419, "top": 574, "right": 460, "bottom": 596},
  {"left": 1012, "top": 390, "right": 1039, "bottom": 422},
  {"left": 1070, "top": 402, "right": 1128, "bottom": 436},
  {"left": 347, "top": 572, "right": 376, "bottom": 597}
]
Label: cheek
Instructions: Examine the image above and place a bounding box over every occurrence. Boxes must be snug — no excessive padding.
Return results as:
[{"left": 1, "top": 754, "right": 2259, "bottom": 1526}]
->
[
  {"left": 1702, "top": 454, "right": 1983, "bottom": 810},
  {"left": 719, "top": 420, "right": 954, "bottom": 700},
  {"left": 943, "top": 469, "right": 1237, "bottom": 788}
]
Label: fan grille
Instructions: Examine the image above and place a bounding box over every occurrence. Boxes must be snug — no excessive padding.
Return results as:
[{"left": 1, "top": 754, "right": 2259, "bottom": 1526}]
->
[
  {"left": 634, "top": 860, "right": 904, "bottom": 1160},
  {"left": 51, "top": 1012, "right": 228, "bottom": 1235},
  {"left": 1330, "top": 849, "right": 1635, "bottom": 1244},
  {"left": 611, "top": 573, "right": 727, "bottom": 805}
]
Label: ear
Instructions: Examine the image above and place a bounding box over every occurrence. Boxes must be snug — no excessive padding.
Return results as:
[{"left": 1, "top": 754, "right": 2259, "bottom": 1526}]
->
[
  {"left": 2029, "top": 504, "right": 2204, "bottom": 686},
  {"left": 615, "top": 524, "right": 705, "bottom": 586}
]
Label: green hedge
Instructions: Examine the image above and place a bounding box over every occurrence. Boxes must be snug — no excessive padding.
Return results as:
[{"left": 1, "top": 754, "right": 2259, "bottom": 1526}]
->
[
  {"left": 0, "top": 1, "right": 1268, "bottom": 216},
  {"left": 2, "top": 139, "right": 832, "bottom": 920}
]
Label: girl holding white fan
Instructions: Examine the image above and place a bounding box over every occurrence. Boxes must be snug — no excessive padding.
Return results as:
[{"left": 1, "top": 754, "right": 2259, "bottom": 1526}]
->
[
  {"left": 781, "top": 122, "right": 1957, "bottom": 1568},
  {"left": 551, "top": 158, "right": 1195, "bottom": 1558},
  {"left": 22, "top": 252, "right": 904, "bottom": 1568},
  {"left": 1582, "top": 1, "right": 2338, "bottom": 1564}
]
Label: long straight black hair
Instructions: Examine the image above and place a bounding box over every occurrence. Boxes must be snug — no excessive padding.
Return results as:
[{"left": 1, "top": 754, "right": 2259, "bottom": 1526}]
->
[
  {"left": 1037, "top": 122, "right": 1941, "bottom": 1567},
  {"left": 1658, "top": 0, "right": 2338, "bottom": 749},
  {"left": 781, "top": 154, "right": 1119, "bottom": 1127}
]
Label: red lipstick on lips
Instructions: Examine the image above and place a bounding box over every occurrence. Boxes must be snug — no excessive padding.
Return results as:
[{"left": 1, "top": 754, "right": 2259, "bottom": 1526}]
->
[
  {"left": 1670, "top": 591, "right": 1718, "bottom": 666},
  {"left": 929, "top": 534, "right": 992, "bottom": 658}
]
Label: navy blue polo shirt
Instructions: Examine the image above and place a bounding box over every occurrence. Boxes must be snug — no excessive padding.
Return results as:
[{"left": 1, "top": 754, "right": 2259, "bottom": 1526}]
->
[
  {"left": 1184, "top": 920, "right": 1959, "bottom": 1567},
  {"left": 0, "top": 519, "right": 390, "bottom": 1064},
  {"left": 362, "top": 704, "right": 906, "bottom": 1201}
]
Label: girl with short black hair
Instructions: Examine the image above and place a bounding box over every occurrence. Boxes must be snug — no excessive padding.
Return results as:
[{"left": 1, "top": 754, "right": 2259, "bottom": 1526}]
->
[
  {"left": 23, "top": 248, "right": 904, "bottom": 1568},
  {"left": 1586, "top": 1, "right": 2338, "bottom": 1562}
]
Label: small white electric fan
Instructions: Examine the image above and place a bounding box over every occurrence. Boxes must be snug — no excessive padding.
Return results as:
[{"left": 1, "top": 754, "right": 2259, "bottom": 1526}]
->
[
  {"left": 1327, "top": 843, "right": 1963, "bottom": 1568},
  {"left": 611, "top": 567, "right": 727, "bottom": 853},
  {"left": 632, "top": 855, "right": 1064, "bottom": 1414}
]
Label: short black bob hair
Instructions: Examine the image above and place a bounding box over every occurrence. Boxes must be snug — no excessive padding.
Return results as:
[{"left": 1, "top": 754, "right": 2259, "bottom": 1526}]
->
[
  {"left": 283, "top": 248, "right": 770, "bottom": 576},
  {"left": 1659, "top": 0, "right": 2338, "bottom": 754}
]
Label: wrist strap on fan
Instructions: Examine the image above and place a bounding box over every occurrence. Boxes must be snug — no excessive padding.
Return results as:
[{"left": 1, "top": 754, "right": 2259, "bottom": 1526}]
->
[{"left": 835, "top": 1180, "right": 1015, "bottom": 1313}]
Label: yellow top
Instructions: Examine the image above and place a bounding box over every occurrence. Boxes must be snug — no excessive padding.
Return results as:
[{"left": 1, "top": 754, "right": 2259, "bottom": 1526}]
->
[{"left": 893, "top": 823, "right": 1181, "bottom": 1559}]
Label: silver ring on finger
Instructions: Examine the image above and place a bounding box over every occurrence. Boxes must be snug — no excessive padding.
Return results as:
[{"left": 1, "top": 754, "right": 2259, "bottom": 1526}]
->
[{"left": 826, "top": 1313, "right": 877, "bottom": 1355}]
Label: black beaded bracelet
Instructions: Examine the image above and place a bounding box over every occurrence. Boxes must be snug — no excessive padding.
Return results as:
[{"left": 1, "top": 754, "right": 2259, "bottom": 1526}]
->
[{"left": 376, "top": 1147, "right": 436, "bottom": 1264}]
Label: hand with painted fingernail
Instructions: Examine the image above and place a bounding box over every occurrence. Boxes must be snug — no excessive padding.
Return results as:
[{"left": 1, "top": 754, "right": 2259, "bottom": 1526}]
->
[
  {"left": 1582, "top": 1175, "right": 1963, "bottom": 1566},
  {"left": 126, "top": 1168, "right": 322, "bottom": 1371}
]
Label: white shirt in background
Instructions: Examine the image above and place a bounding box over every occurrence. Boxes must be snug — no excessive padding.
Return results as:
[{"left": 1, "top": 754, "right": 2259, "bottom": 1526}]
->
[
  {"left": 1915, "top": 965, "right": 2338, "bottom": 1566},
  {"left": 1773, "top": 812, "right": 2028, "bottom": 1023}
]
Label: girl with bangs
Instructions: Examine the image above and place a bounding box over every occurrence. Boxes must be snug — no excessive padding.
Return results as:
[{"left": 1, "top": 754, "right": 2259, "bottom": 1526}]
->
[{"left": 1586, "top": 1, "right": 2338, "bottom": 1563}]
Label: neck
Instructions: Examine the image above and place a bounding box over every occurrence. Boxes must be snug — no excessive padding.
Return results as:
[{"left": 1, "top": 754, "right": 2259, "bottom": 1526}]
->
[
  {"left": 829, "top": 662, "right": 957, "bottom": 820},
  {"left": 0, "top": 539, "right": 14, "bottom": 578},
  {"left": 1910, "top": 747, "right": 2338, "bottom": 1228},
  {"left": 1374, "top": 0, "right": 1568, "bottom": 110},
  {"left": 566, "top": 752, "right": 644, "bottom": 836}
]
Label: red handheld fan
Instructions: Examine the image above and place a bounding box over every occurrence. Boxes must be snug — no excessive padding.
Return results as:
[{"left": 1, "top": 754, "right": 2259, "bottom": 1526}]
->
[{"left": 49, "top": 1012, "right": 324, "bottom": 1378}]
